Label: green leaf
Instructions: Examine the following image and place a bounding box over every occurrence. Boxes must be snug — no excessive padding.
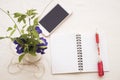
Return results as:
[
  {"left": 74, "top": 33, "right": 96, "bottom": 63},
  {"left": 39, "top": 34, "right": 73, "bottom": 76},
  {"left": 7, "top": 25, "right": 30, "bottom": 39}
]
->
[
  {"left": 31, "top": 9, "right": 36, "bottom": 11},
  {"left": 27, "top": 25, "right": 33, "bottom": 32},
  {"left": 20, "top": 34, "right": 28, "bottom": 39},
  {"left": 23, "top": 19, "right": 26, "bottom": 24},
  {"left": 7, "top": 10, "right": 10, "bottom": 14},
  {"left": 21, "top": 29, "right": 24, "bottom": 34},
  {"left": 31, "top": 15, "right": 36, "bottom": 19},
  {"left": 17, "top": 15, "right": 26, "bottom": 23},
  {"left": 29, "top": 52, "right": 36, "bottom": 56},
  {"left": 14, "top": 12, "right": 22, "bottom": 18},
  {"left": 26, "top": 9, "right": 37, "bottom": 16},
  {"left": 7, "top": 27, "right": 12, "bottom": 31},
  {"left": 10, "top": 38, "right": 15, "bottom": 41},
  {"left": 16, "top": 38, "right": 24, "bottom": 45},
  {"left": 32, "top": 30, "right": 39, "bottom": 38},
  {"left": 40, "top": 46, "right": 47, "bottom": 49},
  {"left": 19, "top": 53, "right": 25, "bottom": 62},
  {"left": 34, "top": 17, "right": 39, "bottom": 25},
  {"left": 18, "top": 17, "right": 22, "bottom": 23},
  {"left": 31, "top": 13, "right": 37, "bottom": 18},
  {"left": 24, "top": 45, "right": 29, "bottom": 53},
  {"left": 10, "top": 29, "right": 15, "bottom": 36},
  {"left": 22, "top": 25, "right": 26, "bottom": 29},
  {"left": 14, "top": 24, "right": 17, "bottom": 28},
  {"left": 0, "top": 37, "right": 5, "bottom": 39}
]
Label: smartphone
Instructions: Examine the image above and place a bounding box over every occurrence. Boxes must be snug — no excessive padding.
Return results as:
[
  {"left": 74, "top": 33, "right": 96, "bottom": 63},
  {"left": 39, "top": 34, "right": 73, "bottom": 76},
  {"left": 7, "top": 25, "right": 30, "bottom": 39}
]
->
[{"left": 39, "top": 1, "right": 72, "bottom": 36}]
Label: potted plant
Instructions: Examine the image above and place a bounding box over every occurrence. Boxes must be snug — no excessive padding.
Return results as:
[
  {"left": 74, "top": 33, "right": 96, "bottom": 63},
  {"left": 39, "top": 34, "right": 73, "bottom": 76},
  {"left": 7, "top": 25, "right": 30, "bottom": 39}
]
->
[{"left": 0, "top": 8, "right": 48, "bottom": 63}]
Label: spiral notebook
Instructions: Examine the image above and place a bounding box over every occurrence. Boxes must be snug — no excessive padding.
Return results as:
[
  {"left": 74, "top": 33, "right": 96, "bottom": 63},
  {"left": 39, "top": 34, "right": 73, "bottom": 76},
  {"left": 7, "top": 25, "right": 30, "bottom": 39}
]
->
[{"left": 50, "top": 32, "right": 109, "bottom": 74}]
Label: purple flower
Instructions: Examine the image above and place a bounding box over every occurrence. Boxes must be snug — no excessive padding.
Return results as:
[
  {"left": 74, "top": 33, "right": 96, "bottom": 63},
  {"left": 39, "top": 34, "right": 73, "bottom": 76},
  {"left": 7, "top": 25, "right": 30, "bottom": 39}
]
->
[
  {"left": 36, "top": 37, "right": 48, "bottom": 54},
  {"left": 14, "top": 40, "right": 18, "bottom": 44},
  {"left": 16, "top": 44, "right": 24, "bottom": 54},
  {"left": 35, "top": 26, "right": 42, "bottom": 34},
  {"left": 41, "top": 50, "right": 45, "bottom": 54},
  {"left": 40, "top": 37, "right": 48, "bottom": 46},
  {"left": 37, "top": 37, "right": 48, "bottom": 46},
  {"left": 36, "top": 48, "right": 45, "bottom": 54}
]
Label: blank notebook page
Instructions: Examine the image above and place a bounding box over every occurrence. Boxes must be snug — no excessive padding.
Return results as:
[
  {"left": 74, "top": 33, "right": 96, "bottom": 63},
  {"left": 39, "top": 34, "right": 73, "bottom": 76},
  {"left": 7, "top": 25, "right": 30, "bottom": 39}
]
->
[{"left": 50, "top": 33, "right": 109, "bottom": 74}]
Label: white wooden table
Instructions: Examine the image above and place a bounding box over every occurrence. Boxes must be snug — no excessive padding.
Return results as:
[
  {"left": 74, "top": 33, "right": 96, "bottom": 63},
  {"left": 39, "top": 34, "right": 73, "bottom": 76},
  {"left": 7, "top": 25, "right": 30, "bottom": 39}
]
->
[{"left": 0, "top": 0, "right": 120, "bottom": 80}]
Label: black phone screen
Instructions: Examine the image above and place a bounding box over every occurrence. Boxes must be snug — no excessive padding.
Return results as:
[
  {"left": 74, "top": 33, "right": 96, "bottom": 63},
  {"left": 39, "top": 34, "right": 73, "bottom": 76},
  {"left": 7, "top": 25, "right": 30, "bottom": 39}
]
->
[{"left": 39, "top": 4, "right": 69, "bottom": 33}]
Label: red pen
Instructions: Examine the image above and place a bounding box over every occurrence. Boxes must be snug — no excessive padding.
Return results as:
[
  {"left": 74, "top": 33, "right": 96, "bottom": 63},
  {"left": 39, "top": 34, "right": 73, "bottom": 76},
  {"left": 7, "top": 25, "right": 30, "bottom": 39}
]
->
[{"left": 95, "top": 32, "right": 104, "bottom": 77}]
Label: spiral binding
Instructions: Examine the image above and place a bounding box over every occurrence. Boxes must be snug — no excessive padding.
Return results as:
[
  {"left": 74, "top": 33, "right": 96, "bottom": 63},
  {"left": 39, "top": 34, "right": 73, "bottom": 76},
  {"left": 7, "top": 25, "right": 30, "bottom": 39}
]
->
[{"left": 76, "top": 34, "right": 83, "bottom": 71}]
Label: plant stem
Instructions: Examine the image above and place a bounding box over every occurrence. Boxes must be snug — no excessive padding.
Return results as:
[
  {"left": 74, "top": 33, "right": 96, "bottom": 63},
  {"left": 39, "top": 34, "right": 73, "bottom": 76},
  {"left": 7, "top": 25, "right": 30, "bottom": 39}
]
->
[
  {"left": 28, "top": 17, "right": 33, "bottom": 38},
  {"left": 0, "top": 8, "right": 21, "bottom": 35},
  {"left": 29, "top": 17, "right": 31, "bottom": 26}
]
